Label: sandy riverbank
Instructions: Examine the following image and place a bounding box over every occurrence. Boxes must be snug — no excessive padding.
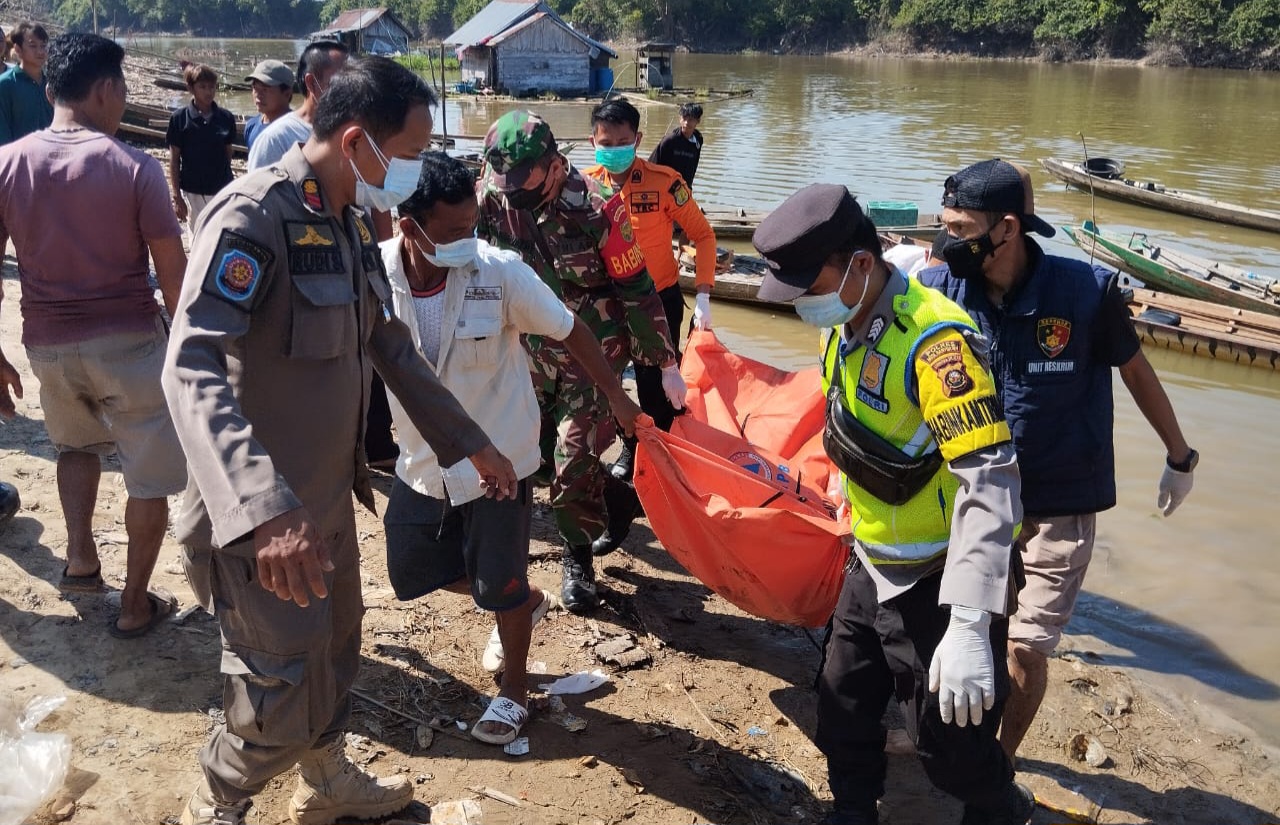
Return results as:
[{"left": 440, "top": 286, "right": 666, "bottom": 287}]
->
[{"left": 0, "top": 251, "right": 1278, "bottom": 824}]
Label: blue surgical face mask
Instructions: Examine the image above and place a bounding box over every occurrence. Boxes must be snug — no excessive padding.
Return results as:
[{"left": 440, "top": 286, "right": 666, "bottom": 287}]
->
[
  {"left": 353, "top": 131, "right": 422, "bottom": 211},
  {"left": 411, "top": 218, "right": 478, "bottom": 269},
  {"left": 594, "top": 143, "right": 637, "bottom": 174},
  {"left": 793, "top": 254, "right": 871, "bottom": 328}
]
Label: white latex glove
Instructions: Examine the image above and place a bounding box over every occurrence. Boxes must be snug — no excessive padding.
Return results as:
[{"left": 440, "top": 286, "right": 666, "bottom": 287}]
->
[
  {"left": 928, "top": 605, "right": 995, "bottom": 727},
  {"left": 661, "top": 363, "right": 687, "bottom": 410},
  {"left": 826, "top": 472, "right": 848, "bottom": 521},
  {"left": 692, "top": 292, "right": 712, "bottom": 330},
  {"left": 1158, "top": 464, "right": 1194, "bottom": 516}
]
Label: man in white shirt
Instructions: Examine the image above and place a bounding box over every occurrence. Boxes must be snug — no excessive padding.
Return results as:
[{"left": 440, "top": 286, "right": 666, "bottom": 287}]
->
[
  {"left": 247, "top": 40, "right": 348, "bottom": 170},
  {"left": 381, "top": 153, "right": 643, "bottom": 746}
]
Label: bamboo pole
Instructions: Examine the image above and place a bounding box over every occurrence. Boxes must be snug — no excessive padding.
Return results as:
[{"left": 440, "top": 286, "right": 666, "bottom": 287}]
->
[{"left": 440, "top": 43, "right": 448, "bottom": 146}]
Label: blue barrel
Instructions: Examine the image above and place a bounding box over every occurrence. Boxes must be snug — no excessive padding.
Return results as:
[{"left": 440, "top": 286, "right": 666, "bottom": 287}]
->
[
  {"left": 867, "top": 201, "right": 919, "bottom": 227},
  {"left": 594, "top": 67, "right": 615, "bottom": 93}
]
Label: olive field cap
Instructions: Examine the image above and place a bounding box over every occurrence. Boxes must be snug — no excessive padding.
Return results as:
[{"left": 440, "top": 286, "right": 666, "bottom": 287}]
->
[
  {"left": 245, "top": 59, "right": 295, "bottom": 88},
  {"left": 483, "top": 110, "right": 558, "bottom": 193},
  {"left": 941, "top": 158, "right": 1055, "bottom": 238},
  {"left": 753, "top": 184, "right": 865, "bottom": 302}
]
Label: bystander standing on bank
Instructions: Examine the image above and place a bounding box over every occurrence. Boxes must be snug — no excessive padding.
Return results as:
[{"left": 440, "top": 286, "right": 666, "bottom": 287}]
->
[
  {"left": 243, "top": 59, "right": 294, "bottom": 150},
  {"left": 0, "top": 22, "right": 53, "bottom": 145},
  {"left": 166, "top": 63, "right": 235, "bottom": 229}
]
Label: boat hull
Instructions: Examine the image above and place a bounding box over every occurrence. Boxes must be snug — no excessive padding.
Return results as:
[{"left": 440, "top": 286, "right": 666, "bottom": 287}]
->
[
  {"left": 1041, "top": 157, "right": 1280, "bottom": 234},
  {"left": 1064, "top": 223, "right": 1280, "bottom": 318}
]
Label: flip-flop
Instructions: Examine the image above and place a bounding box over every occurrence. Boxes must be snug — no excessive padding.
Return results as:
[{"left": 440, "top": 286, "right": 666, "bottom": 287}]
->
[
  {"left": 58, "top": 564, "right": 104, "bottom": 593},
  {"left": 470, "top": 697, "right": 528, "bottom": 746},
  {"left": 482, "top": 590, "right": 556, "bottom": 674},
  {"left": 107, "top": 588, "right": 176, "bottom": 639}
]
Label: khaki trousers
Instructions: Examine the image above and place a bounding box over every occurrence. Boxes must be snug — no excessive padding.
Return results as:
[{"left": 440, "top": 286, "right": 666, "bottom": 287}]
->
[{"left": 183, "top": 510, "right": 363, "bottom": 803}]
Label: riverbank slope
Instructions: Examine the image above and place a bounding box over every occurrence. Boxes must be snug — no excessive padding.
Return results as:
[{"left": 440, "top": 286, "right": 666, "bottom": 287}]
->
[{"left": 0, "top": 255, "right": 1277, "bottom": 825}]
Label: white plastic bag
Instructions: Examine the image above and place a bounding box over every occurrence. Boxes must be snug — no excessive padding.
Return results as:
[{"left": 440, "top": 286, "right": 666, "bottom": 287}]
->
[{"left": 0, "top": 695, "right": 71, "bottom": 825}]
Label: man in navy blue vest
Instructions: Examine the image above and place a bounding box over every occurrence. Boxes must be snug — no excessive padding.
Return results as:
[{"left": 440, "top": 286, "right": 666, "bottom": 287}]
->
[{"left": 918, "top": 159, "right": 1197, "bottom": 762}]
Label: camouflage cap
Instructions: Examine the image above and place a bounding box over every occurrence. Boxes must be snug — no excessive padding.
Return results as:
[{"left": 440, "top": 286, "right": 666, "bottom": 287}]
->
[{"left": 483, "top": 110, "right": 558, "bottom": 193}]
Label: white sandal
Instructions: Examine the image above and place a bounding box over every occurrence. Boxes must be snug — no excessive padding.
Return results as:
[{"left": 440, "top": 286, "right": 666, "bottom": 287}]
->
[
  {"left": 481, "top": 590, "right": 555, "bottom": 673},
  {"left": 470, "top": 697, "right": 528, "bottom": 745}
]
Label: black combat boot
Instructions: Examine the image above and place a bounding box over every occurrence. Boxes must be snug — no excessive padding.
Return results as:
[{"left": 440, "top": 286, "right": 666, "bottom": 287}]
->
[
  {"left": 609, "top": 436, "right": 637, "bottom": 482},
  {"left": 561, "top": 543, "right": 600, "bottom": 613},
  {"left": 824, "top": 771, "right": 880, "bottom": 825},
  {"left": 0, "top": 482, "right": 19, "bottom": 525},
  {"left": 961, "top": 782, "right": 1036, "bottom": 825},
  {"left": 591, "top": 473, "right": 642, "bottom": 557}
]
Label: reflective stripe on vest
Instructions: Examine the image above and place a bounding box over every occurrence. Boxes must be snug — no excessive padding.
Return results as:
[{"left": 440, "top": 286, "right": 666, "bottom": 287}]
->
[{"left": 822, "top": 279, "right": 978, "bottom": 564}]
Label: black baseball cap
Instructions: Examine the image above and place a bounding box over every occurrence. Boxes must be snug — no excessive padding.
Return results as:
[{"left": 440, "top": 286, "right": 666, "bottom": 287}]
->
[
  {"left": 753, "top": 184, "right": 868, "bottom": 302},
  {"left": 942, "top": 159, "right": 1056, "bottom": 238}
]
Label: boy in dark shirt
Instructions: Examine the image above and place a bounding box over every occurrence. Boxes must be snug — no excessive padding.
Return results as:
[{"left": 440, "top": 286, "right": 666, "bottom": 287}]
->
[
  {"left": 648, "top": 102, "right": 703, "bottom": 188},
  {"left": 165, "top": 64, "right": 235, "bottom": 228}
]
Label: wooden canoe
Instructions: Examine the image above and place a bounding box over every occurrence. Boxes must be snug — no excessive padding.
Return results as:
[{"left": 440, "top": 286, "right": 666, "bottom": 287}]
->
[
  {"left": 1040, "top": 157, "right": 1280, "bottom": 234},
  {"left": 677, "top": 236, "right": 1280, "bottom": 372},
  {"left": 1126, "top": 288, "right": 1280, "bottom": 371},
  {"left": 703, "top": 206, "right": 944, "bottom": 241},
  {"left": 120, "top": 100, "right": 250, "bottom": 158},
  {"left": 1064, "top": 221, "right": 1280, "bottom": 317},
  {"left": 676, "top": 232, "right": 933, "bottom": 311}
]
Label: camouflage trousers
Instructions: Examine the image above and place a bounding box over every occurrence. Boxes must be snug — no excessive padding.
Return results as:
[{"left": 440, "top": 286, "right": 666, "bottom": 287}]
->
[{"left": 526, "top": 294, "right": 634, "bottom": 546}]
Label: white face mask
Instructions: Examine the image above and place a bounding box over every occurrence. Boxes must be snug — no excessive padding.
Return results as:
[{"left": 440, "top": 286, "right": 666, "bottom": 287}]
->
[
  {"left": 352, "top": 131, "right": 422, "bottom": 211},
  {"left": 410, "top": 217, "right": 478, "bottom": 269},
  {"left": 793, "top": 254, "right": 871, "bottom": 328}
]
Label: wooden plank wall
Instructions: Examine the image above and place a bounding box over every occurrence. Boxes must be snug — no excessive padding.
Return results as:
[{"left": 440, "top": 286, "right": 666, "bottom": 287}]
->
[
  {"left": 461, "top": 47, "right": 493, "bottom": 86},
  {"left": 495, "top": 16, "right": 591, "bottom": 94}
]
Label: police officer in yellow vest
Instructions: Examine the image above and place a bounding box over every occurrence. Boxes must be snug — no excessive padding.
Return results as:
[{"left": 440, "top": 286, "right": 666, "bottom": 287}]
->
[{"left": 753, "top": 185, "right": 1035, "bottom": 825}]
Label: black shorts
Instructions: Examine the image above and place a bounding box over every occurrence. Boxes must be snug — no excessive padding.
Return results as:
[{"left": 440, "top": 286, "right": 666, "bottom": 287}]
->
[{"left": 384, "top": 477, "right": 532, "bottom": 611}]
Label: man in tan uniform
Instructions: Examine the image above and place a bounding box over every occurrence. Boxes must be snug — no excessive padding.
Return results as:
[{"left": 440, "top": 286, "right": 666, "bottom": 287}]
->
[{"left": 162, "top": 57, "right": 517, "bottom": 825}]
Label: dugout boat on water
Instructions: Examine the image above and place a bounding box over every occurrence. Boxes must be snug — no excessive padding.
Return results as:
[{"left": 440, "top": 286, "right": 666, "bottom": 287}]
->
[
  {"left": 1065, "top": 221, "right": 1280, "bottom": 317},
  {"left": 677, "top": 231, "right": 1280, "bottom": 372},
  {"left": 702, "top": 206, "right": 944, "bottom": 242},
  {"left": 1040, "top": 157, "right": 1280, "bottom": 234}
]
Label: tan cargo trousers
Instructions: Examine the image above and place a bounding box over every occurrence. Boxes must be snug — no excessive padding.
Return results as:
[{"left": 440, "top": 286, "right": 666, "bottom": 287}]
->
[{"left": 183, "top": 512, "right": 363, "bottom": 804}]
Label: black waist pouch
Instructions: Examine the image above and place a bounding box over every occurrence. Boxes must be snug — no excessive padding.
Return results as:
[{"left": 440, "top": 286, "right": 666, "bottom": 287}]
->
[{"left": 824, "top": 383, "right": 942, "bottom": 506}]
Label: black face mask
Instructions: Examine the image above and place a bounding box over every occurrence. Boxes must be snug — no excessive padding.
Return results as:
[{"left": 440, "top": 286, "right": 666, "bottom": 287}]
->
[
  {"left": 941, "top": 227, "right": 1004, "bottom": 280},
  {"left": 504, "top": 184, "right": 549, "bottom": 211},
  {"left": 504, "top": 162, "right": 560, "bottom": 212}
]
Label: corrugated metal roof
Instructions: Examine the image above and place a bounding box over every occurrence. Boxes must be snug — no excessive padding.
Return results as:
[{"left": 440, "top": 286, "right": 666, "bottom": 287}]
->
[
  {"left": 445, "top": 0, "right": 617, "bottom": 58},
  {"left": 328, "top": 7, "right": 389, "bottom": 31},
  {"left": 445, "top": 0, "right": 538, "bottom": 46}
]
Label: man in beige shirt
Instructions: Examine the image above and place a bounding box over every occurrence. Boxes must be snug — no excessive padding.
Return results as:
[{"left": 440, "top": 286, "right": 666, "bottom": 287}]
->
[{"left": 162, "top": 57, "right": 515, "bottom": 825}]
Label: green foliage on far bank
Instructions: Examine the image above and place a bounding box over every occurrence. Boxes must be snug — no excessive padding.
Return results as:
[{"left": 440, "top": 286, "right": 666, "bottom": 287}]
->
[
  {"left": 38, "top": 0, "right": 1280, "bottom": 68},
  {"left": 52, "top": 0, "right": 318, "bottom": 37}
]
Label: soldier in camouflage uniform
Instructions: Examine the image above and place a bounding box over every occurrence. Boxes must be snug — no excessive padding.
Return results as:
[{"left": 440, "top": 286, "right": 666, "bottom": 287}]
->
[{"left": 477, "top": 110, "right": 684, "bottom": 613}]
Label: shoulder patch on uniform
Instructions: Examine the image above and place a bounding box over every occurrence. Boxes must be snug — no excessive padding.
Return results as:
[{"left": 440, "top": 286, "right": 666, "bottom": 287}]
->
[
  {"left": 301, "top": 178, "right": 324, "bottom": 212},
  {"left": 918, "top": 338, "right": 972, "bottom": 398},
  {"left": 202, "top": 231, "right": 272, "bottom": 309},
  {"left": 669, "top": 178, "right": 691, "bottom": 206},
  {"left": 631, "top": 168, "right": 643, "bottom": 184},
  {"left": 285, "top": 221, "right": 344, "bottom": 275}
]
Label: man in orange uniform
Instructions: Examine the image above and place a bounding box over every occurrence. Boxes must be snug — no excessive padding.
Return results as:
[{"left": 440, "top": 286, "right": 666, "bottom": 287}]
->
[
  {"left": 584, "top": 97, "right": 717, "bottom": 554},
  {"left": 586, "top": 98, "right": 716, "bottom": 431}
]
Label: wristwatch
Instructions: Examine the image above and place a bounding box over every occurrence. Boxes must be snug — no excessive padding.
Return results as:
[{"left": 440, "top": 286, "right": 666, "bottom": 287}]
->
[{"left": 1166, "top": 448, "right": 1198, "bottom": 473}]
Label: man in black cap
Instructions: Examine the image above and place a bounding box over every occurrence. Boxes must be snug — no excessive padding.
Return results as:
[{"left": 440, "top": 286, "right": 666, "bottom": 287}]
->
[
  {"left": 919, "top": 159, "right": 1195, "bottom": 763},
  {"left": 754, "top": 183, "right": 1033, "bottom": 825}
]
